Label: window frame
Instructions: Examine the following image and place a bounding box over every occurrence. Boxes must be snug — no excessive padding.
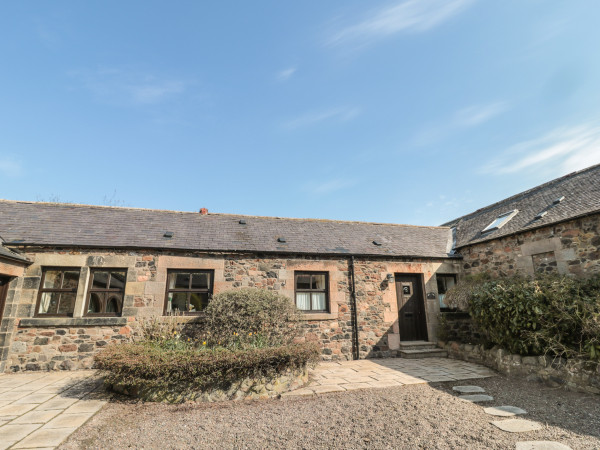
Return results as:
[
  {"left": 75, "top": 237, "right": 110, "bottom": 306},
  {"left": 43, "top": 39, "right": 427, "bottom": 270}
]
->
[
  {"left": 84, "top": 268, "right": 128, "bottom": 317},
  {"left": 35, "top": 267, "right": 81, "bottom": 317},
  {"left": 437, "top": 273, "right": 457, "bottom": 312},
  {"left": 163, "top": 269, "right": 214, "bottom": 316},
  {"left": 481, "top": 209, "right": 519, "bottom": 233},
  {"left": 294, "top": 271, "right": 329, "bottom": 313}
]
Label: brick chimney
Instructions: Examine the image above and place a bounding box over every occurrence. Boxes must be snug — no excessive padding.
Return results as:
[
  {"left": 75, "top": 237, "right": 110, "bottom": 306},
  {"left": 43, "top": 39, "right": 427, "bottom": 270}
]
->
[{"left": 199, "top": 208, "right": 208, "bottom": 215}]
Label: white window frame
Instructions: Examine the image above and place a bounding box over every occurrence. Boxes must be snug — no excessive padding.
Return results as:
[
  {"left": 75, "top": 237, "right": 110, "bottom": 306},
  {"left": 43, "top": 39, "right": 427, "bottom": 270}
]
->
[{"left": 482, "top": 209, "right": 518, "bottom": 233}]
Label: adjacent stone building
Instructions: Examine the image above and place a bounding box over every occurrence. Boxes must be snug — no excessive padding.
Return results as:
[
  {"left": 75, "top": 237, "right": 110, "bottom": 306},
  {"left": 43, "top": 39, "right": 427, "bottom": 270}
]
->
[{"left": 443, "top": 163, "right": 600, "bottom": 278}]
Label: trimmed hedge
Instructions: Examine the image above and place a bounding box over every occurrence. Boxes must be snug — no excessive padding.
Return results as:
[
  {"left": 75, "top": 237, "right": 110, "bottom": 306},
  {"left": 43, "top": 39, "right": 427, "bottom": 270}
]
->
[
  {"left": 94, "top": 341, "right": 320, "bottom": 394},
  {"left": 444, "top": 274, "right": 600, "bottom": 361}
]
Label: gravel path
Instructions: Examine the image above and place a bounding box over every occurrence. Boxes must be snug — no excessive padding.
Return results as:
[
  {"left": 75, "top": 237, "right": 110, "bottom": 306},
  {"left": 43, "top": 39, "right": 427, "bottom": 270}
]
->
[{"left": 60, "top": 376, "right": 599, "bottom": 449}]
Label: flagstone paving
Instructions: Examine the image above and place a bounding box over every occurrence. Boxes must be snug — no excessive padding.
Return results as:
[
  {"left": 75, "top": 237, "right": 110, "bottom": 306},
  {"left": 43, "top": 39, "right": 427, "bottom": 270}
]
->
[
  {"left": 484, "top": 405, "right": 528, "bottom": 417},
  {"left": 0, "top": 371, "right": 109, "bottom": 450},
  {"left": 284, "top": 357, "right": 496, "bottom": 396}
]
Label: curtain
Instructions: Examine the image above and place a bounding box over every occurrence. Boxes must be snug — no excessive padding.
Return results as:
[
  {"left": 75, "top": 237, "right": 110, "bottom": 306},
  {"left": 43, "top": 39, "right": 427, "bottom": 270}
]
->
[
  {"left": 312, "top": 292, "right": 326, "bottom": 311},
  {"left": 296, "top": 292, "right": 310, "bottom": 310}
]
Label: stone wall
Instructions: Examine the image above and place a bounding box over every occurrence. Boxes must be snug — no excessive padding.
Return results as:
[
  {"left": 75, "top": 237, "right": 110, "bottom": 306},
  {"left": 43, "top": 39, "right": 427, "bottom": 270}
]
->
[
  {"left": 1, "top": 248, "right": 460, "bottom": 371},
  {"left": 440, "top": 341, "right": 600, "bottom": 395},
  {"left": 109, "top": 364, "right": 309, "bottom": 403},
  {"left": 459, "top": 213, "right": 600, "bottom": 278}
]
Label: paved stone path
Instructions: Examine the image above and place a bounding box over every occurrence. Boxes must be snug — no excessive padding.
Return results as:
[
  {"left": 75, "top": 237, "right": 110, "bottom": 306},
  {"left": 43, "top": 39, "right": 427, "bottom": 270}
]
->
[
  {"left": 286, "top": 357, "right": 496, "bottom": 396},
  {"left": 0, "top": 370, "right": 109, "bottom": 449}
]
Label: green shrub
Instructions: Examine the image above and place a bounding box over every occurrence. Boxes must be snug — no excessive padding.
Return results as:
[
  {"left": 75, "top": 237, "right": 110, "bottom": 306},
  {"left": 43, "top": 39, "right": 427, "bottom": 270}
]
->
[
  {"left": 94, "top": 341, "right": 320, "bottom": 394},
  {"left": 203, "top": 288, "right": 301, "bottom": 348},
  {"left": 455, "top": 274, "right": 600, "bottom": 360}
]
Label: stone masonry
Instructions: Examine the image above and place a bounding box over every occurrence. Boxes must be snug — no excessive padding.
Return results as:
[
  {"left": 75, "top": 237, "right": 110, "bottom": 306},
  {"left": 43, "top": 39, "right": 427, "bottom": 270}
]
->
[
  {"left": 459, "top": 213, "right": 600, "bottom": 278},
  {"left": 2, "top": 248, "right": 460, "bottom": 371}
]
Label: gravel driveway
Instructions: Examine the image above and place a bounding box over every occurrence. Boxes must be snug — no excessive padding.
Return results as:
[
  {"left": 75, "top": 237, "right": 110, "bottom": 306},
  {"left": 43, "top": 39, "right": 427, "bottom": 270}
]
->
[{"left": 60, "top": 376, "right": 599, "bottom": 449}]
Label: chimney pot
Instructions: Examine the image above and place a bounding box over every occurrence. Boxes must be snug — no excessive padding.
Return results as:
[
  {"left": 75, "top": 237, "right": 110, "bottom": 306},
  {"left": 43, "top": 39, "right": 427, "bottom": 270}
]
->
[{"left": 199, "top": 208, "right": 208, "bottom": 215}]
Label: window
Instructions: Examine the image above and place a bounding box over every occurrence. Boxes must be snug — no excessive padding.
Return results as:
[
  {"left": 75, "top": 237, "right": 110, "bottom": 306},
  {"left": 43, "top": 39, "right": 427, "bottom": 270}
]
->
[
  {"left": 295, "top": 272, "right": 328, "bottom": 312},
  {"left": 36, "top": 268, "right": 80, "bottom": 316},
  {"left": 85, "top": 270, "right": 127, "bottom": 316},
  {"left": 482, "top": 209, "right": 518, "bottom": 233},
  {"left": 437, "top": 274, "right": 457, "bottom": 310},
  {"left": 165, "top": 270, "right": 213, "bottom": 315}
]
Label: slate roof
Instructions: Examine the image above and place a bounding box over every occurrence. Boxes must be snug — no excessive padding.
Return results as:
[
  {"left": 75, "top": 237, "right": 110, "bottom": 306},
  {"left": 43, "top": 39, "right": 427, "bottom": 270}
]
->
[
  {"left": 0, "top": 239, "right": 30, "bottom": 264},
  {"left": 0, "top": 200, "right": 454, "bottom": 259},
  {"left": 443, "top": 163, "right": 600, "bottom": 249}
]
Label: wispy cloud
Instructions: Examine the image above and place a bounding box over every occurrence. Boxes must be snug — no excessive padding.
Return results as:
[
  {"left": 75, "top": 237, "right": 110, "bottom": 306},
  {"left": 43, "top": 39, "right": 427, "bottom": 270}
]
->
[
  {"left": 480, "top": 123, "right": 600, "bottom": 175},
  {"left": 69, "top": 67, "right": 187, "bottom": 106},
  {"left": 0, "top": 158, "right": 22, "bottom": 177},
  {"left": 284, "top": 106, "right": 360, "bottom": 130},
  {"left": 277, "top": 67, "right": 297, "bottom": 81},
  {"left": 305, "top": 178, "right": 356, "bottom": 194},
  {"left": 454, "top": 102, "right": 509, "bottom": 127},
  {"left": 328, "top": 0, "right": 473, "bottom": 48},
  {"left": 413, "top": 101, "right": 508, "bottom": 146}
]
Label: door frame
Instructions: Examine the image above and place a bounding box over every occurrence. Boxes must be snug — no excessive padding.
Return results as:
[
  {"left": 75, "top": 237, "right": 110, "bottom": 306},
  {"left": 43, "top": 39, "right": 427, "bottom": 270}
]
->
[
  {"left": 0, "top": 276, "right": 11, "bottom": 323},
  {"left": 395, "top": 273, "right": 428, "bottom": 342}
]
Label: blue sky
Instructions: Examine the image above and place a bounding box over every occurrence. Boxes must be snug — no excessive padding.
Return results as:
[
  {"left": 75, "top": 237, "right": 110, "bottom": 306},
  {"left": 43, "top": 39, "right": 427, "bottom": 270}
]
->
[{"left": 1, "top": 1, "right": 600, "bottom": 226}]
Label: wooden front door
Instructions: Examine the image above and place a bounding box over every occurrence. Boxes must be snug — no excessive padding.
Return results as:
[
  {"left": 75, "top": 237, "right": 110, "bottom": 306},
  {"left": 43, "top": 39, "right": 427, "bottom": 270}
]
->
[
  {"left": 395, "top": 274, "right": 428, "bottom": 341},
  {"left": 0, "top": 276, "right": 10, "bottom": 322}
]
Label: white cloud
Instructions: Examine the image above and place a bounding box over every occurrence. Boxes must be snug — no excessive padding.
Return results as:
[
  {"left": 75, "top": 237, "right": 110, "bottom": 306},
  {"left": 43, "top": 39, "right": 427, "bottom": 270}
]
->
[
  {"left": 0, "top": 158, "right": 22, "bottom": 177},
  {"left": 305, "top": 178, "right": 356, "bottom": 194},
  {"left": 284, "top": 107, "right": 360, "bottom": 130},
  {"left": 480, "top": 123, "right": 600, "bottom": 175},
  {"left": 277, "top": 67, "right": 297, "bottom": 81},
  {"left": 413, "top": 101, "right": 508, "bottom": 146},
  {"left": 328, "top": 0, "right": 473, "bottom": 47},
  {"left": 454, "top": 102, "right": 509, "bottom": 127},
  {"left": 69, "top": 67, "right": 187, "bottom": 106}
]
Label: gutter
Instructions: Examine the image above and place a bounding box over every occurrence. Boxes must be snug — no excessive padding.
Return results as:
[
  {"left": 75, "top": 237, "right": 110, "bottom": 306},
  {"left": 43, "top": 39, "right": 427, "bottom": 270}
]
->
[{"left": 349, "top": 256, "right": 360, "bottom": 361}]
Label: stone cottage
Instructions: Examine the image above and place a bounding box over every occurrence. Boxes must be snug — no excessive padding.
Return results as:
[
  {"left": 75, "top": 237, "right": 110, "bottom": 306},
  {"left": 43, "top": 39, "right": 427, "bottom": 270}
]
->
[
  {"left": 0, "top": 163, "right": 598, "bottom": 372},
  {"left": 443, "top": 163, "right": 600, "bottom": 280},
  {"left": 0, "top": 201, "right": 460, "bottom": 372}
]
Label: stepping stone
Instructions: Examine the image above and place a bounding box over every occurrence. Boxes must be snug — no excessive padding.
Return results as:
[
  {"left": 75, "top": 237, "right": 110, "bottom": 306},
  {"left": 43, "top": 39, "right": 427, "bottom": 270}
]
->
[
  {"left": 459, "top": 394, "right": 494, "bottom": 403},
  {"left": 491, "top": 419, "right": 542, "bottom": 433},
  {"left": 453, "top": 385, "right": 485, "bottom": 393},
  {"left": 515, "top": 442, "right": 572, "bottom": 450},
  {"left": 484, "top": 405, "right": 527, "bottom": 417}
]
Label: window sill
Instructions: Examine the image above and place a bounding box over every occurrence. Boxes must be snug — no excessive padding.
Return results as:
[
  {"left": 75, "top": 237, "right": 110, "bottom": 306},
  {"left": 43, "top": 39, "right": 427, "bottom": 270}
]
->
[
  {"left": 299, "top": 312, "right": 338, "bottom": 321},
  {"left": 19, "top": 317, "right": 128, "bottom": 328}
]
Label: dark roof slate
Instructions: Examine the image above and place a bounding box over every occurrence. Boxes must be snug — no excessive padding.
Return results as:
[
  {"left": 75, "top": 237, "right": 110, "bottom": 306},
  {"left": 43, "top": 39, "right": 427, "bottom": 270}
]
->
[
  {"left": 0, "top": 240, "right": 30, "bottom": 264},
  {"left": 443, "top": 163, "right": 600, "bottom": 248},
  {"left": 0, "top": 200, "right": 453, "bottom": 259}
]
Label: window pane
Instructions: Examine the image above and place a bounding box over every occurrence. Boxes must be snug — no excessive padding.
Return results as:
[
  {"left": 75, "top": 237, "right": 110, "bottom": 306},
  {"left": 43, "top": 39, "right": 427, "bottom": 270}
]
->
[
  {"left": 39, "top": 292, "right": 59, "bottom": 314},
  {"left": 43, "top": 271, "right": 62, "bottom": 289},
  {"left": 109, "top": 271, "right": 126, "bottom": 290},
  {"left": 174, "top": 273, "right": 191, "bottom": 289},
  {"left": 312, "top": 274, "right": 326, "bottom": 290},
  {"left": 92, "top": 272, "right": 109, "bottom": 289},
  {"left": 167, "top": 292, "right": 187, "bottom": 313},
  {"left": 88, "top": 293, "right": 103, "bottom": 313},
  {"left": 189, "top": 293, "right": 209, "bottom": 312},
  {"left": 57, "top": 293, "right": 76, "bottom": 315},
  {"left": 62, "top": 271, "right": 80, "bottom": 290},
  {"left": 106, "top": 294, "right": 123, "bottom": 313},
  {"left": 296, "top": 292, "right": 311, "bottom": 310},
  {"left": 312, "top": 292, "right": 326, "bottom": 311},
  {"left": 191, "top": 272, "right": 209, "bottom": 289},
  {"left": 296, "top": 274, "right": 311, "bottom": 290}
]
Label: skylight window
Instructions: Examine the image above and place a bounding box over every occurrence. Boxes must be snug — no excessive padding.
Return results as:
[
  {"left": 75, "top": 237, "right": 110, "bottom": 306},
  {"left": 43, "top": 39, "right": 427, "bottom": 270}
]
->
[{"left": 482, "top": 210, "right": 518, "bottom": 233}]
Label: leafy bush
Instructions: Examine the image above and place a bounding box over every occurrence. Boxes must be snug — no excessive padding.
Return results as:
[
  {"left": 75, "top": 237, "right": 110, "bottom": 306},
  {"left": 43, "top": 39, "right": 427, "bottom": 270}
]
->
[
  {"left": 452, "top": 274, "right": 600, "bottom": 360},
  {"left": 203, "top": 288, "right": 301, "bottom": 348},
  {"left": 95, "top": 341, "right": 320, "bottom": 394}
]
